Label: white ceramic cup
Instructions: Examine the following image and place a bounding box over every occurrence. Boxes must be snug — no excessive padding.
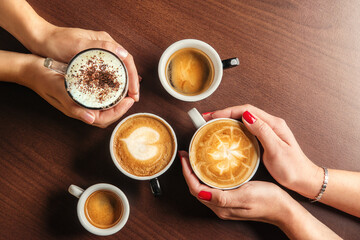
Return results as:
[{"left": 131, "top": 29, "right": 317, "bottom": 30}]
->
[
  {"left": 158, "top": 39, "right": 239, "bottom": 102},
  {"left": 187, "top": 108, "right": 260, "bottom": 190},
  {"left": 68, "top": 183, "right": 130, "bottom": 236},
  {"left": 110, "top": 113, "right": 178, "bottom": 196}
]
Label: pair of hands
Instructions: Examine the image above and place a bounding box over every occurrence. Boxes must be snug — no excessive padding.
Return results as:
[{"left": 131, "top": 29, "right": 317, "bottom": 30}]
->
[
  {"left": 23, "top": 26, "right": 140, "bottom": 128},
  {"left": 180, "top": 104, "right": 322, "bottom": 226}
]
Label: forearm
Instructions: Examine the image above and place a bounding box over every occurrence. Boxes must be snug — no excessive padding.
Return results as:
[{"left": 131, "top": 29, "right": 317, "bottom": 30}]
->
[
  {"left": 0, "top": 0, "right": 54, "bottom": 54},
  {"left": 278, "top": 198, "right": 341, "bottom": 240},
  {"left": 0, "top": 50, "right": 37, "bottom": 88},
  {"left": 319, "top": 169, "right": 360, "bottom": 217}
]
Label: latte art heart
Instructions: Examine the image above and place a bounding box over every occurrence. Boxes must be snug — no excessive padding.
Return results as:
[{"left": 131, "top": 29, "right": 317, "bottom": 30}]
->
[
  {"left": 190, "top": 120, "right": 258, "bottom": 189},
  {"left": 120, "top": 127, "right": 160, "bottom": 161},
  {"left": 113, "top": 115, "right": 175, "bottom": 177}
]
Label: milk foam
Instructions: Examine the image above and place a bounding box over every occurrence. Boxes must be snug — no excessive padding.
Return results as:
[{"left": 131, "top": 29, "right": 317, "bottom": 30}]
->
[
  {"left": 120, "top": 127, "right": 160, "bottom": 161},
  {"left": 66, "top": 49, "right": 126, "bottom": 109}
]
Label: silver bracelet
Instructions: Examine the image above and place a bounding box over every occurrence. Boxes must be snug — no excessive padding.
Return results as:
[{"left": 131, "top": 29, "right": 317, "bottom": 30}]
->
[{"left": 311, "top": 167, "right": 328, "bottom": 203}]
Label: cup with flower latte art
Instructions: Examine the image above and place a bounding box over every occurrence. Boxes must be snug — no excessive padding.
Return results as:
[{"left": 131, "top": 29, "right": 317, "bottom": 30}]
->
[
  {"left": 188, "top": 108, "right": 260, "bottom": 190},
  {"left": 110, "top": 113, "right": 177, "bottom": 196}
]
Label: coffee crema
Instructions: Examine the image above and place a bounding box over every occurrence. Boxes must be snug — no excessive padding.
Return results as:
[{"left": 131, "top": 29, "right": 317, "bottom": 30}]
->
[
  {"left": 166, "top": 48, "right": 214, "bottom": 95},
  {"left": 66, "top": 49, "right": 127, "bottom": 109},
  {"left": 84, "top": 190, "right": 123, "bottom": 229},
  {"left": 113, "top": 115, "right": 175, "bottom": 177},
  {"left": 190, "top": 120, "right": 258, "bottom": 189}
]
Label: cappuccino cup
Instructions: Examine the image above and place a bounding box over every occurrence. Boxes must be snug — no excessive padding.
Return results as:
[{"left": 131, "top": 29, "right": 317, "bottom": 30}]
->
[
  {"left": 188, "top": 108, "right": 260, "bottom": 190},
  {"left": 44, "top": 48, "right": 128, "bottom": 109},
  {"left": 158, "top": 39, "right": 239, "bottom": 102},
  {"left": 110, "top": 113, "right": 178, "bottom": 196},
  {"left": 68, "top": 183, "right": 130, "bottom": 236}
]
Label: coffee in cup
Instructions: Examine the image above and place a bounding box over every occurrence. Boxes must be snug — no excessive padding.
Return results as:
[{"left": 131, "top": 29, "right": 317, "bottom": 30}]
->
[
  {"left": 166, "top": 48, "right": 214, "bottom": 95},
  {"left": 188, "top": 108, "right": 260, "bottom": 190},
  {"left": 110, "top": 113, "right": 178, "bottom": 196},
  {"left": 68, "top": 183, "right": 129, "bottom": 236},
  {"left": 158, "top": 39, "right": 239, "bottom": 102},
  {"left": 44, "top": 48, "right": 128, "bottom": 109},
  {"left": 84, "top": 190, "right": 123, "bottom": 229}
]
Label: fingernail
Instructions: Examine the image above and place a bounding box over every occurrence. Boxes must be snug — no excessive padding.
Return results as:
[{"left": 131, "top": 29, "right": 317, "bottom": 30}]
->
[
  {"left": 202, "top": 112, "right": 214, "bottom": 116},
  {"left": 243, "top": 111, "right": 256, "bottom": 124},
  {"left": 198, "top": 191, "right": 212, "bottom": 201},
  {"left": 82, "top": 111, "right": 95, "bottom": 124},
  {"left": 116, "top": 47, "right": 128, "bottom": 59},
  {"left": 135, "top": 93, "right": 140, "bottom": 102},
  {"left": 178, "top": 151, "right": 183, "bottom": 160},
  {"left": 138, "top": 75, "right": 143, "bottom": 82}
]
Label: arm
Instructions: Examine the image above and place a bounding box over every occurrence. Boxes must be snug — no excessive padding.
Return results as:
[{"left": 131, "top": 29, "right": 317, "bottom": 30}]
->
[
  {"left": 0, "top": 0, "right": 53, "bottom": 54},
  {"left": 179, "top": 151, "right": 340, "bottom": 240},
  {"left": 204, "top": 104, "right": 360, "bottom": 217}
]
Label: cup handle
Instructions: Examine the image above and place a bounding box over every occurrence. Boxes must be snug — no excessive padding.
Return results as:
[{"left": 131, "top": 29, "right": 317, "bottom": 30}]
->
[
  {"left": 150, "top": 178, "right": 162, "bottom": 197},
  {"left": 44, "top": 58, "right": 68, "bottom": 75},
  {"left": 222, "top": 57, "right": 239, "bottom": 69},
  {"left": 188, "top": 108, "right": 206, "bottom": 129},
  {"left": 68, "top": 184, "right": 84, "bottom": 198}
]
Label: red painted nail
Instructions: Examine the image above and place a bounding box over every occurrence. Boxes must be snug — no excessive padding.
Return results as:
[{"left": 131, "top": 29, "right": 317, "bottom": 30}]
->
[
  {"left": 198, "top": 191, "right": 212, "bottom": 201},
  {"left": 177, "top": 151, "right": 183, "bottom": 160},
  {"left": 202, "top": 112, "right": 214, "bottom": 116},
  {"left": 243, "top": 111, "right": 257, "bottom": 124}
]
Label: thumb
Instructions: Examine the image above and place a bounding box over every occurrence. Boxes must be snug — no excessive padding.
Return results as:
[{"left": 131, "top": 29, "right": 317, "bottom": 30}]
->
[
  {"left": 70, "top": 106, "right": 95, "bottom": 125},
  {"left": 242, "top": 110, "right": 281, "bottom": 153}
]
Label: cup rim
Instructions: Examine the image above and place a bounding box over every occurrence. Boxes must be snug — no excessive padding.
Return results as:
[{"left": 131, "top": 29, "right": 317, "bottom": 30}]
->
[
  {"left": 77, "top": 183, "right": 130, "bottom": 236},
  {"left": 64, "top": 48, "right": 129, "bottom": 110},
  {"left": 110, "top": 113, "right": 178, "bottom": 180},
  {"left": 158, "top": 39, "right": 223, "bottom": 102},
  {"left": 188, "top": 118, "right": 260, "bottom": 190}
]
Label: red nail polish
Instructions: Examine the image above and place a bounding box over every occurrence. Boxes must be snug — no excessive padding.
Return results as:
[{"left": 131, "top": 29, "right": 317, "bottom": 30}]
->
[
  {"left": 177, "top": 151, "right": 183, "bottom": 160},
  {"left": 202, "top": 112, "right": 214, "bottom": 116},
  {"left": 198, "top": 191, "right": 212, "bottom": 201},
  {"left": 243, "top": 111, "right": 256, "bottom": 124}
]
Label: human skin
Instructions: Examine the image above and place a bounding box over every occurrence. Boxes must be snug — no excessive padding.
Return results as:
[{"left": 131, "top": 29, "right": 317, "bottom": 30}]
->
[{"left": 0, "top": 0, "right": 140, "bottom": 127}]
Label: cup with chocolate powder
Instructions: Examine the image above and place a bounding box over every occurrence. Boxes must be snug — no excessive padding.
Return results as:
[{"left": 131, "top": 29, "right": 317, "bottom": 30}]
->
[{"left": 44, "top": 48, "right": 128, "bottom": 109}]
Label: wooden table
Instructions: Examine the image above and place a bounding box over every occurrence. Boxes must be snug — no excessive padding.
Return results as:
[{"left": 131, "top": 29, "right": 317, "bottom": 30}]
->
[{"left": 1, "top": 1, "right": 359, "bottom": 239}]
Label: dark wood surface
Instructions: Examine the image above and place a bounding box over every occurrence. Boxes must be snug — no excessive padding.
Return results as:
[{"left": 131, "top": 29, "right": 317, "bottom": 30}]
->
[{"left": 1, "top": 0, "right": 359, "bottom": 239}]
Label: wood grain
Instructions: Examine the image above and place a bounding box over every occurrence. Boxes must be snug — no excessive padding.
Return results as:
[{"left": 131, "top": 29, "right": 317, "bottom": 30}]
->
[{"left": 0, "top": 0, "right": 359, "bottom": 239}]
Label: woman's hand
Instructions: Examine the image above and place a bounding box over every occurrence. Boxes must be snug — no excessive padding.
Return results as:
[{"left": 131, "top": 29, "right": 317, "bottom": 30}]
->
[
  {"left": 20, "top": 53, "right": 134, "bottom": 128},
  {"left": 179, "top": 151, "right": 293, "bottom": 224},
  {"left": 202, "top": 104, "right": 323, "bottom": 199},
  {"left": 179, "top": 150, "right": 341, "bottom": 239},
  {"left": 35, "top": 26, "right": 140, "bottom": 102}
]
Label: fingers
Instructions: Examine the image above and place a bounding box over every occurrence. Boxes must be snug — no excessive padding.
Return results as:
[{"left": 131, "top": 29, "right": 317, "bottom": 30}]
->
[
  {"left": 77, "top": 36, "right": 140, "bottom": 102},
  {"left": 179, "top": 150, "right": 247, "bottom": 208},
  {"left": 123, "top": 54, "right": 140, "bottom": 102},
  {"left": 92, "top": 97, "right": 135, "bottom": 128},
  {"left": 212, "top": 105, "right": 295, "bottom": 144}
]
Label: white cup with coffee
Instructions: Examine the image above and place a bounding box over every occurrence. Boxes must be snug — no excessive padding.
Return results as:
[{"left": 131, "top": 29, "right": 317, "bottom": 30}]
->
[
  {"left": 188, "top": 108, "right": 260, "bottom": 190},
  {"left": 158, "top": 39, "right": 239, "bottom": 102},
  {"left": 68, "top": 183, "right": 130, "bottom": 236},
  {"left": 44, "top": 48, "right": 128, "bottom": 109},
  {"left": 110, "top": 113, "right": 178, "bottom": 196}
]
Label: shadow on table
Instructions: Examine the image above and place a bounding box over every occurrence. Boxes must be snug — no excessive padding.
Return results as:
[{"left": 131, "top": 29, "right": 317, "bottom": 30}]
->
[{"left": 45, "top": 190, "right": 84, "bottom": 237}]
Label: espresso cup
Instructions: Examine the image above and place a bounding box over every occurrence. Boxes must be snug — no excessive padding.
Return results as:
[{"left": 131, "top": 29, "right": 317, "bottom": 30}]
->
[
  {"left": 44, "top": 48, "right": 129, "bottom": 110},
  {"left": 158, "top": 39, "right": 239, "bottom": 102},
  {"left": 110, "top": 113, "right": 178, "bottom": 196},
  {"left": 68, "top": 183, "right": 130, "bottom": 236},
  {"left": 188, "top": 108, "right": 260, "bottom": 190}
]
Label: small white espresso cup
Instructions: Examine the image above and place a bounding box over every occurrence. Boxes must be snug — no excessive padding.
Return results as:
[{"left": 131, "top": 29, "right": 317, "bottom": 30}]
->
[
  {"left": 187, "top": 108, "right": 260, "bottom": 190},
  {"left": 158, "top": 39, "right": 239, "bottom": 102},
  {"left": 68, "top": 183, "right": 130, "bottom": 236},
  {"left": 110, "top": 113, "right": 178, "bottom": 196}
]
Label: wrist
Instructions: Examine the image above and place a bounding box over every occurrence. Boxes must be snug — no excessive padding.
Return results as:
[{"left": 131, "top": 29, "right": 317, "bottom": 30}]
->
[{"left": 291, "top": 158, "right": 324, "bottom": 199}]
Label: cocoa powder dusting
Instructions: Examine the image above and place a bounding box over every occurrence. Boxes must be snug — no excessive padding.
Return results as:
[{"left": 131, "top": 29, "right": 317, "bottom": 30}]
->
[{"left": 73, "top": 55, "right": 121, "bottom": 103}]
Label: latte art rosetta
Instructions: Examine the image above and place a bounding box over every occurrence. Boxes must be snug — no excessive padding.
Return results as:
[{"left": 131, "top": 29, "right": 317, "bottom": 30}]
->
[{"left": 190, "top": 120, "right": 258, "bottom": 189}]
